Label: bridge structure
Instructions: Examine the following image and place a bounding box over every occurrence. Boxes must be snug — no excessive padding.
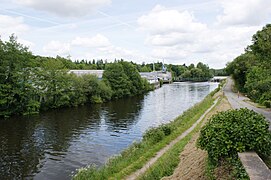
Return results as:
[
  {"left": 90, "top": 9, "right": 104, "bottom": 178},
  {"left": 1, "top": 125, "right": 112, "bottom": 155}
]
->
[{"left": 209, "top": 76, "right": 228, "bottom": 82}]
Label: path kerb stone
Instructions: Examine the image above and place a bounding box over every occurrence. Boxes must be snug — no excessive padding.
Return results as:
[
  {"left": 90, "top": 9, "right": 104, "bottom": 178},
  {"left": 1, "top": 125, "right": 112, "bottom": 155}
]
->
[{"left": 238, "top": 152, "right": 271, "bottom": 180}]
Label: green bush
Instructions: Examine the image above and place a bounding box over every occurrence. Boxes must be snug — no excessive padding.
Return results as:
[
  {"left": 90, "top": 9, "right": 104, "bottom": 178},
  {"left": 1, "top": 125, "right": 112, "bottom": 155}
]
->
[
  {"left": 143, "top": 127, "right": 165, "bottom": 144},
  {"left": 143, "top": 124, "right": 174, "bottom": 144},
  {"left": 263, "top": 100, "right": 271, "bottom": 108},
  {"left": 197, "top": 108, "right": 271, "bottom": 164},
  {"left": 160, "top": 124, "right": 174, "bottom": 136}
]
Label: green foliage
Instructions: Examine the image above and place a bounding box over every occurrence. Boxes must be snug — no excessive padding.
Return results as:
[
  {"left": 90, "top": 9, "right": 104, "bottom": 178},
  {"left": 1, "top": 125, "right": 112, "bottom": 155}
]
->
[
  {"left": 138, "top": 62, "right": 213, "bottom": 82},
  {"left": 205, "top": 156, "right": 249, "bottom": 180},
  {"left": 247, "top": 24, "right": 271, "bottom": 68},
  {"left": 140, "top": 134, "right": 192, "bottom": 180},
  {"left": 179, "top": 62, "right": 213, "bottom": 82},
  {"left": 210, "top": 68, "right": 228, "bottom": 76},
  {"left": 143, "top": 124, "right": 174, "bottom": 144},
  {"left": 245, "top": 67, "right": 271, "bottom": 104},
  {"left": 198, "top": 108, "right": 271, "bottom": 165},
  {"left": 227, "top": 24, "right": 271, "bottom": 107},
  {"left": 0, "top": 35, "right": 34, "bottom": 117},
  {"left": 103, "top": 62, "right": 151, "bottom": 99},
  {"left": 0, "top": 35, "right": 152, "bottom": 117},
  {"left": 103, "top": 63, "right": 131, "bottom": 98},
  {"left": 140, "top": 66, "right": 151, "bottom": 72},
  {"left": 226, "top": 52, "right": 256, "bottom": 92}
]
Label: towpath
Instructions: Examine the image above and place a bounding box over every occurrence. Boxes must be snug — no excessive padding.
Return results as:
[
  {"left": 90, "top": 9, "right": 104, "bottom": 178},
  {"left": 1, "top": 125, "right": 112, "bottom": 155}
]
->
[{"left": 224, "top": 78, "right": 271, "bottom": 130}]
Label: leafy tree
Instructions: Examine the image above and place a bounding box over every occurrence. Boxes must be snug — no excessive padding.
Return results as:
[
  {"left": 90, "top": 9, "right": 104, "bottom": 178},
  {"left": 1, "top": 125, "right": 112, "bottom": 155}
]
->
[
  {"left": 120, "top": 61, "right": 145, "bottom": 95},
  {"left": 140, "top": 66, "right": 151, "bottom": 72},
  {"left": 226, "top": 53, "right": 255, "bottom": 92},
  {"left": 0, "top": 35, "right": 151, "bottom": 117},
  {"left": 247, "top": 24, "right": 271, "bottom": 68},
  {"left": 245, "top": 67, "right": 271, "bottom": 105},
  {"left": 0, "top": 35, "right": 34, "bottom": 116},
  {"left": 103, "top": 63, "right": 131, "bottom": 98},
  {"left": 227, "top": 24, "right": 271, "bottom": 107},
  {"left": 179, "top": 62, "right": 212, "bottom": 81}
]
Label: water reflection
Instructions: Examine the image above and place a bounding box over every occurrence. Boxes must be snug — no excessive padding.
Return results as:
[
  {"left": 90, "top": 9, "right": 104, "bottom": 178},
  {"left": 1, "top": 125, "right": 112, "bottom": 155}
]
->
[{"left": 0, "top": 82, "right": 218, "bottom": 179}]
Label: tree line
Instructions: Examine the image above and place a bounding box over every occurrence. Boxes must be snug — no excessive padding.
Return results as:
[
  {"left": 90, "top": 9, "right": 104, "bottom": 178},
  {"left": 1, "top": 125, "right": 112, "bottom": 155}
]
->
[
  {"left": 226, "top": 24, "right": 271, "bottom": 107},
  {"left": 136, "top": 62, "right": 217, "bottom": 82},
  {"left": 0, "top": 35, "right": 152, "bottom": 118}
]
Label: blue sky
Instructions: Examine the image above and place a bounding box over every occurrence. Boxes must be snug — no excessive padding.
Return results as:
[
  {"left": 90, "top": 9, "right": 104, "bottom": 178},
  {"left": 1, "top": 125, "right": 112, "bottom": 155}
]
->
[{"left": 1, "top": 0, "right": 271, "bottom": 68}]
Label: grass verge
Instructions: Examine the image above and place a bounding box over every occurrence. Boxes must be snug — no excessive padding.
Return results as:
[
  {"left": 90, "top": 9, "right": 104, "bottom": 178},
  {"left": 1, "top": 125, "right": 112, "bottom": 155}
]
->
[
  {"left": 262, "top": 155, "right": 271, "bottom": 169},
  {"left": 138, "top": 101, "right": 212, "bottom": 180},
  {"left": 205, "top": 156, "right": 249, "bottom": 180}
]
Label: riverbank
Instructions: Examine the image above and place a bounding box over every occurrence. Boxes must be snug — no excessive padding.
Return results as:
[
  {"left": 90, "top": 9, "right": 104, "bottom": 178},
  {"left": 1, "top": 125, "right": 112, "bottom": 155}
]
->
[
  {"left": 73, "top": 83, "right": 222, "bottom": 179},
  {"left": 161, "top": 78, "right": 271, "bottom": 180},
  {"left": 160, "top": 93, "right": 232, "bottom": 180}
]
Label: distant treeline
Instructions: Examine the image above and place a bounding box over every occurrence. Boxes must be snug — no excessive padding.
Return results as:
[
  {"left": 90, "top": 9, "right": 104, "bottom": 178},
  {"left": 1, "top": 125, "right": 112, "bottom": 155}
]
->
[
  {"left": 48, "top": 58, "right": 227, "bottom": 81},
  {"left": 226, "top": 24, "right": 271, "bottom": 107},
  {"left": 138, "top": 62, "right": 225, "bottom": 82},
  {"left": 0, "top": 35, "right": 152, "bottom": 118}
]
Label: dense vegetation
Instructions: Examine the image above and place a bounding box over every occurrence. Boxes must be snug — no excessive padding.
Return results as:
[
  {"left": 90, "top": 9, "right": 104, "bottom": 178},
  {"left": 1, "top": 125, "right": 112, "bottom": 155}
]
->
[
  {"left": 74, "top": 90, "right": 216, "bottom": 179},
  {"left": 0, "top": 35, "right": 152, "bottom": 118},
  {"left": 126, "top": 61, "right": 215, "bottom": 82},
  {"left": 198, "top": 108, "right": 271, "bottom": 179},
  {"left": 226, "top": 24, "right": 271, "bottom": 107}
]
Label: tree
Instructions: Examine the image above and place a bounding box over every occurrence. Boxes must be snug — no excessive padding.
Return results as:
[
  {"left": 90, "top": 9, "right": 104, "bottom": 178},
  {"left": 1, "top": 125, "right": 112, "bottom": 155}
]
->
[
  {"left": 247, "top": 24, "right": 271, "bottom": 68},
  {"left": 140, "top": 66, "right": 151, "bottom": 72},
  {"left": 103, "top": 63, "right": 131, "bottom": 98},
  {"left": 226, "top": 24, "right": 271, "bottom": 107},
  {"left": 120, "top": 61, "right": 144, "bottom": 95},
  {"left": 0, "top": 35, "right": 34, "bottom": 116},
  {"left": 226, "top": 53, "right": 255, "bottom": 92}
]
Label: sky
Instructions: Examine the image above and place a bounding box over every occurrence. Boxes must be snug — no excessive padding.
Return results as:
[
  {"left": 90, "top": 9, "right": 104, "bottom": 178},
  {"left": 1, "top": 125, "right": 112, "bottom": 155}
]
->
[{"left": 0, "top": 0, "right": 271, "bottom": 68}]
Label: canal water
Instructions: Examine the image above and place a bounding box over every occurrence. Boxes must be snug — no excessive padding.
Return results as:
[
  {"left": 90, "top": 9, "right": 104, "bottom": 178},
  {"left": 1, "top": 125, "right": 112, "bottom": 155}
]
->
[{"left": 0, "top": 82, "right": 218, "bottom": 179}]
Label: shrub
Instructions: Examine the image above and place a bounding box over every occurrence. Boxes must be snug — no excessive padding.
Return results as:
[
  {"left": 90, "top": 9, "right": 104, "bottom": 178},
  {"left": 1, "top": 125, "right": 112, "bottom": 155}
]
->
[
  {"left": 143, "top": 124, "right": 174, "bottom": 144},
  {"left": 143, "top": 127, "right": 165, "bottom": 144},
  {"left": 263, "top": 100, "right": 271, "bottom": 108},
  {"left": 197, "top": 108, "right": 271, "bottom": 164},
  {"left": 160, "top": 124, "right": 174, "bottom": 136}
]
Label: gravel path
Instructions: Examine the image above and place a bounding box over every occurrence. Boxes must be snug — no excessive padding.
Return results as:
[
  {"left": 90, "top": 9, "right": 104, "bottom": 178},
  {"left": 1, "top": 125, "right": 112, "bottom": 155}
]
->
[{"left": 224, "top": 78, "right": 271, "bottom": 130}]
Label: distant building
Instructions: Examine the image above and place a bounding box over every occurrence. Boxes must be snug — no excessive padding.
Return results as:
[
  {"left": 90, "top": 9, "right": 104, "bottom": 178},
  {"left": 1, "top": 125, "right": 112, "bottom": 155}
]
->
[
  {"left": 69, "top": 69, "right": 172, "bottom": 84},
  {"left": 139, "top": 71, "right": 172, "bottom": 84},
  {"left": 210, "top": 76, "right": 227, "bottom": 82},
  {"left": 69, "top": 70, "right": 104, "bottom": 79},
  {"left": 139, "top": 72, "right": 159, "bottom": 84}
]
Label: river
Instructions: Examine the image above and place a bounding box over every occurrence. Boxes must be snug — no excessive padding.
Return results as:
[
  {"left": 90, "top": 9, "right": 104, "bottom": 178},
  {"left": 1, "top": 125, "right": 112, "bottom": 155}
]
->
[{"left": 0, "top": 82, "right": 218, "bottom": 179}]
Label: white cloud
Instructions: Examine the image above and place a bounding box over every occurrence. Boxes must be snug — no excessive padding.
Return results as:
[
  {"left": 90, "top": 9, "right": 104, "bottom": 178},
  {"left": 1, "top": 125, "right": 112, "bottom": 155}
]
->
[
  {"left": 43, "top": 40, "right": 70, "bottom": 56},
  {"left": 18, "top": 38, "right": 35, "bottom": 48},
  {"left": 71, "top": 34, "right": 111, "bottom": 48},
  {"left": 217, "top": 0, "right": 271, "bottom": 26},
  {"left": 138, "top": 5, "right": 207, "bottom": 35},
  {"left": 137, "top": 4, "right": 263, "bottom": 68},
  {"left": 17, "top": 0, "right": 111, "bottom": 17},
  {"left": 145, "top": 32, "right": 197, "bottom": 47},
  {"left": 0, "top": 15, "right": 29, "bottom": 38}
]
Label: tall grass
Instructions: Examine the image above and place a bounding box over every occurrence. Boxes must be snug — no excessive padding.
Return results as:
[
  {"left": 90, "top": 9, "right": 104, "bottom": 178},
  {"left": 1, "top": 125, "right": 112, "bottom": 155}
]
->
[{"left": 74, "top": 92, "right": 216, "bottom": 180}]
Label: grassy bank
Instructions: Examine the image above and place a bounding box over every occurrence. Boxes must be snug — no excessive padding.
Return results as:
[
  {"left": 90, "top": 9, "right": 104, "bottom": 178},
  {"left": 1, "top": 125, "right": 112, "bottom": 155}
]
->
[
  {"left": 74, "top": 88, "right": 218, "bottom": 179},
  {"left": 139, "top": 98, "right": 222, "bottom": 180},
  {"left": 139, "top": 125, "right": 198, "bottom": 179}
]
